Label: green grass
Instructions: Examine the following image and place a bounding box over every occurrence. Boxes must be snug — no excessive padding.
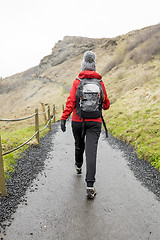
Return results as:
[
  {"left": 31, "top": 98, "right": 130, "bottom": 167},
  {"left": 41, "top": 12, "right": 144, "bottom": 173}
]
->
[
  {"left": 0, "top": 103, "right": 63, "bottom": 180},
  {"left": 105, "top": 83, "right": 160, "bottom": 170},
  {"left": 1, "top": 124, "right": 50, "bottom": 179}
]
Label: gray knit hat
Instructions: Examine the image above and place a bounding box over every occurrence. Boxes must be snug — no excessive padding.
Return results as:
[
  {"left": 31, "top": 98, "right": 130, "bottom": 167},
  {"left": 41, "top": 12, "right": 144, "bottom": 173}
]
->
[{"left": 81, "top": 51, "right": 96, "bottom": 71}]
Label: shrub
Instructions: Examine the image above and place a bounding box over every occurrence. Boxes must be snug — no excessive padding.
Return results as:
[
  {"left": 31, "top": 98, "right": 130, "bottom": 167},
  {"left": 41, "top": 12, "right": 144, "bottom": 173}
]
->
[
  {"left": 102, "top": 42, "right": 127, "bottom": 75},
  {"left": 127, "top": 24, "right": 160, "bottom": 52},
  {"left": 102, "top": 60, "right": 117, "bottom": 74},
  {"left": 129, "top": 32, "right": 160, "bottom": 63}
]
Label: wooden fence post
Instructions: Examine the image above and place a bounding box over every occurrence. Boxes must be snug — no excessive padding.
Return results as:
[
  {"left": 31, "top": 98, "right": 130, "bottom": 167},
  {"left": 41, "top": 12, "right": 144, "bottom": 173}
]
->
[
  {"left": 0, "top": 135, "right": 7, "bottom": 196},
  {"left": 53, "top": 104, "right": 56, "bottom": 123},
  {"left": 41, "top": 103, "right": 47, "bottom": 125},
  {"left": 35, "top": 109, "right": 40, "bottom": 146},
  {"left": 48, "top": 106, "right": 52, "bottom": 130}
]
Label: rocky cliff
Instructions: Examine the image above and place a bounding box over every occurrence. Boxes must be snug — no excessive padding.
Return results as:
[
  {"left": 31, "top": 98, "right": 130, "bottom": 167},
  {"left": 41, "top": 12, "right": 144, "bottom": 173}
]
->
[{"left": 39, "top": 36, "right": 106, "bottom": 69}]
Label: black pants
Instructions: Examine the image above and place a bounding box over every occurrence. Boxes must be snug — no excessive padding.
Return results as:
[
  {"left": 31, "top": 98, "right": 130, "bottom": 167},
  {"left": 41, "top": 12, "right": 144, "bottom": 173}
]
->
[{"left": 72, "top": 121, "right": 101, "bottom": 187}]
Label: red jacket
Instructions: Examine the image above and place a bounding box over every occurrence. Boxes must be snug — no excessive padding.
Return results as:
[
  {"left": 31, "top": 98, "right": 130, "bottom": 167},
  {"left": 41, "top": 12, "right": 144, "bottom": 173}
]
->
[{"left": 61, "top": 70, "right": 110, "bottom": 122}]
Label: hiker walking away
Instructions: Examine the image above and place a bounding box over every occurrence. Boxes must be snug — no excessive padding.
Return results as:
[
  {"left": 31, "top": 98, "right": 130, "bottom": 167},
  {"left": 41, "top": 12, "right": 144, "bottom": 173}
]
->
[{"left": 60, "top": 51, "right": 110, "bottom": 199}]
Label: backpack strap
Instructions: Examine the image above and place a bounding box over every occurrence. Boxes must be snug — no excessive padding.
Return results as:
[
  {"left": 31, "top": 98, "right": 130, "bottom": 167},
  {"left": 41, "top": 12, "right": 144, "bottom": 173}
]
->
[
  {"left": 81, "top": 118, "right": 85, "bottom": 138},
  {"left": 101, "top": 113, "right": 108, "bottom": 138},
  {"left": 76, "top": 77, "right": 82, "bottom": 81}
]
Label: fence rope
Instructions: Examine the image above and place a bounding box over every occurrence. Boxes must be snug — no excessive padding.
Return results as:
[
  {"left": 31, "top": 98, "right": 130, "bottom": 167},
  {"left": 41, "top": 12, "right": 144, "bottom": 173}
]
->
[
  {"left": 0, "top": 108, "right": 51, "bottom": 122},
  {"left": 0, "top": 113, "right": 36, "bottom": 122},
  {"left": 39, "top": 119, "right": 51, "bottom": 132},
  {"left": 2, "top": 120, "right": 51, "bottom": 156},
  {"left": 1, "top": 104, "right": 58, "bottom": 156},
  {"left": 2, "top": 131, "right": 38, "bottom": 156},
  {"left": 38, "top": 108, "right": 48, "bottom": 115}
]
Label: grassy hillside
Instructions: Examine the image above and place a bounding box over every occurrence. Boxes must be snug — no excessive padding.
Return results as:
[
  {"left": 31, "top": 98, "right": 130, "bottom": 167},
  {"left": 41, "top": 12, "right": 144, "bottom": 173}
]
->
[
  {"left": 0, "top": 24, "right": 160, "bottom": 176},
  {"left": 102, "top": 24, "right": 160, "bottom": 169},
  {"left": 105, "top": 75, "right": 160, "bottom": 169}
]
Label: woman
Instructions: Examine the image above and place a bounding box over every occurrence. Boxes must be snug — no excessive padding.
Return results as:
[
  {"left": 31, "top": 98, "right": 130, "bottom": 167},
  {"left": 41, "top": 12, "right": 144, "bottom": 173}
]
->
[{"left": 61, "top": 51, "right": 110, "bottom": 199}]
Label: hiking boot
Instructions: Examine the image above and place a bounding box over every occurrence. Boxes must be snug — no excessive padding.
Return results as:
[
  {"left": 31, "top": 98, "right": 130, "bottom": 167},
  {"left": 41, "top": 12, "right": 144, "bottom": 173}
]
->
[
  {"left": 86, "top": 187, "right": 96, "bottom": 199},
  {"left": 75, "top": 165, "right": 82, "bottom": 174}
]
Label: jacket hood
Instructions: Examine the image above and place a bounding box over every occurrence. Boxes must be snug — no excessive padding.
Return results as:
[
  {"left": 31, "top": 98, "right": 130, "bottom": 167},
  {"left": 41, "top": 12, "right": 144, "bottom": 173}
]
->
[{"left": 78, "top": 70, "right": 102, "bottom": 80}]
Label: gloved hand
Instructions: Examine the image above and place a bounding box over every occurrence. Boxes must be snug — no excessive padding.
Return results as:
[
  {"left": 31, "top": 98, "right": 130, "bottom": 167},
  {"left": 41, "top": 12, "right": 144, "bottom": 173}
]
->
[{"left": 61, "top": 119, "right": 66, "bottom": 132}]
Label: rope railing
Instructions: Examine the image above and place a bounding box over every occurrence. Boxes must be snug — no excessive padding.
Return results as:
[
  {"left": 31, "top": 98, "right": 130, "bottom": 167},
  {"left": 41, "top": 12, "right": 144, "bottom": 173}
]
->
[
  {"left": 0, "top": 103, "right": 60, "bottom": 196},
  {"left": 39, "top": 119, "right": 51, "bottom": 132},
  {"left": 0, "top": 107, "right": 51, "bottom": 122},
  {"left": 0, "top": 113, "right": 36, "bottom": 122},
  {"left": 38, "top": 108, "right": 48, "bottom": 115},
  {"left": 2, "top": 131, "right": 38, "bottom": 156}
]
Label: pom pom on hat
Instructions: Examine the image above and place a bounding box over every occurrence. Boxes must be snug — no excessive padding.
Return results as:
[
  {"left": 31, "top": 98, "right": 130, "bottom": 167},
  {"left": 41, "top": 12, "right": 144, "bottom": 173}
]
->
[{"left": 81, "top": 51, "right": 96, "bottom": 71}]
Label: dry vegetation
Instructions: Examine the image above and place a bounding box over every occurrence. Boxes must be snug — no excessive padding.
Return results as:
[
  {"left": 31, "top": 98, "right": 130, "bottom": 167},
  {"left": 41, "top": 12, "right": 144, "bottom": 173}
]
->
[{"left": 101, "top": 24, "right": 160, "bottom": 169}]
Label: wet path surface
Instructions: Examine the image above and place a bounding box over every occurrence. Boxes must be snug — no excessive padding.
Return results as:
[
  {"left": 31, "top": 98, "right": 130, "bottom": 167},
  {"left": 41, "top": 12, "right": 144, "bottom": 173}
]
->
[{"left": 2, "top": 121, "right": 160, "bottom": 239}]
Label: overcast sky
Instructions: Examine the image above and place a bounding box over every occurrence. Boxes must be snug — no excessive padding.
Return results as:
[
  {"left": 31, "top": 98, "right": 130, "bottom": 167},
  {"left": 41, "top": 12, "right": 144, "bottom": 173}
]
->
[{"left": 0, "top": 0, "right": 159, "bottom": 78}]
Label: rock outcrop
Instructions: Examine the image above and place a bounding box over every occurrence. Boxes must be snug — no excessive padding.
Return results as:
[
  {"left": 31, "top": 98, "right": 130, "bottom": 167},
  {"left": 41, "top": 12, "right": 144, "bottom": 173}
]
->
[{"left": 39, "top": 36, "right": 105, "bottom": 69}]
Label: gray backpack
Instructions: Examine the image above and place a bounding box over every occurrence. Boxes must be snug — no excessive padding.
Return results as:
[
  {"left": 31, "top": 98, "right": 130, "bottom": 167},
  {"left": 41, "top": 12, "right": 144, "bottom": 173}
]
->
[{"left": 76, "top": 78, "right": 104, "bottom": 119}]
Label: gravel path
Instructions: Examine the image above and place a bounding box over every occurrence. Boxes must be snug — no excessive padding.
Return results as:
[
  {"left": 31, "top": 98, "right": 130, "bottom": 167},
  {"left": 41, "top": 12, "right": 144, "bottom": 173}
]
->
[
  {"left": 0, "top": 121, "right": 160, "bottom": 239},
  {"left": 107, "top": 135, "right": 160, "bottom": 200}
]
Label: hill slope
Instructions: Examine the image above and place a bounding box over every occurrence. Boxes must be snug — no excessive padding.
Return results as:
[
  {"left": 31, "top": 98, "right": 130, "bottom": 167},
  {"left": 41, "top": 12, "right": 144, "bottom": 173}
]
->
[{"left": 0, "top": 24, "right": 160, "bottom": 170}]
